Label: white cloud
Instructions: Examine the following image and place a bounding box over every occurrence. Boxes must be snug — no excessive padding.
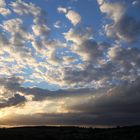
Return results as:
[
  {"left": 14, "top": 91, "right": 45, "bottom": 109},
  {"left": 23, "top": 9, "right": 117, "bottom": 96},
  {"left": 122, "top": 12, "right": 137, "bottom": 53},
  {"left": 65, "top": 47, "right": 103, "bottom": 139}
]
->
[
  {"left": 0, "top": 0, "right": 139, "bottom": 90},
  {"left": 97, "top": 0, "right": 104, "bottom": 5},
  {"left": 2, "top": 18, "right": 23, "bottom": 32},
  {"left": 57, "top": 7, "right": 81, "bottom": 26},
  {"left": 0, "top": 0, "right": 11, "bottom": 16},
  {"left": 99, "top": 2, "right": 124, "bottom": 22},
  {"left": 11, "top": 0, "right": 41, "bottom": 17},
  {"left": 57, "top": 6, "right": 67, "bottom": 13},
  {"left": 65, "top": 10, "right": 81, "bottom": 26},
  {"left": 132, "top": 1, "right": 139, "bottom": 6},
  {"left": 64, "top": 27, "right": 92, "bottom": 45},
  {"left": 53, "top": 20, "right": 61, "bottom": 29},
  {"left": 0, "top": 0, "right": 6, "bottom": 7},
  {"left": 63, "top": 27, "right": 108, "bottom": 63},
  {"left": 0, "top": 8, "right": 10, "bottom": 16},
  {"left": 32, "top": 24, "right": 50, "bottom": 36}
]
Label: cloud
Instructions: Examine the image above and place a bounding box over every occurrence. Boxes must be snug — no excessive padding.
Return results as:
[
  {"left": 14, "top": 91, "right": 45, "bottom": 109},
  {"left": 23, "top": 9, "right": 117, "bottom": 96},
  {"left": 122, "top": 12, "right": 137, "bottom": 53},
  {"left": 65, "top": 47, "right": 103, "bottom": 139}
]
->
[
  {"left": 0, "top": 0, "right": 140, "bottom": 127},
  {"left": 65, "top": 10, "right": 81, "bottom": 26},
  {"left": 100, "top": 2, "right": 124, "bottom": 22},
  {"left": 41, "top": 39, "right": 67, "bottom": 65},
  {"left": 61, "top": 65, "right": 102, "bottom": 86},
  {"left": 0, "top": 0, "right": 53, "bottom": 79},
  {"left": 1, "top": 76, "right": 140, "bottom": 127},
  {"left": 57, "top": 7, "right": 81, "bottom": 26},
  {"left": 0, "top": 77, "right": 27, "bottom": 109},
  {"left": 32, "top": 24, "right": 50, "bottom": 36},
  {"left": 0, "top": 32, "right": 9, "bottom": 47},
  {"left": 0, "top": 7, "right": 11, "bottom": 16},
  {"left": 0, "top": 113, "right": 99, "bottom": 126},
  {"left": 53, "top": 20, "right": 61, "bottom": 29},
  {"left": 0, "top": 76, "right": 95, "bottom": 102},
  {"left": 104, "top": 15, "right": 140, "bottom": 43},
  {"left": 0, "top": 0, "right": 139, "bottom": 89},
  {"left": 69, "top": 80, "right": 140, "bottom": 114},
  {"left": 2, "top": 18, "right": 23, "bottom": 32},
  {"left": 1, "top": 18, "right": 33, "bottom": 57},
  {"left": 65, "top": 77, "right": 140, "bottom": 126},
  {"left": 97, "top": 0, "right": 104, "bottom": 5},
  {"left": 64, "top": 27, "right": 107, "bottom": 62},
  {"left": 132, "top": 1, "right": 140, "bottom": 6},
  {"left": 10, "top": 0, "right": 41, "bottom": 17},
  {"left": 0, "top": 75, "right": 140, "bottom": 126},
  {"left": 0, "top": 0, "right": 11, "bottom": 16},
  {"left": 1, "top": 111, "right": 140, "bottom": 126},
  {"left": 64, "top": 27, "right": 93, "bottom": 45},
  {"left": 57, "top": 6, "right": 67, "bottom": 13},
  {"left": 0, "top": 0, "right": 6, "bottom": 7},
  {"left": 11, "top": 0, "right": 50, "bottom": 38},
  {"left": 0, "top": 94, "right": 26, "bottom": 109},
  {"left": 99, "top": 1, "right": 140, "bottom": 42},
  {"left": 108, "top": 46, "right": 140, "bottom": 64}
]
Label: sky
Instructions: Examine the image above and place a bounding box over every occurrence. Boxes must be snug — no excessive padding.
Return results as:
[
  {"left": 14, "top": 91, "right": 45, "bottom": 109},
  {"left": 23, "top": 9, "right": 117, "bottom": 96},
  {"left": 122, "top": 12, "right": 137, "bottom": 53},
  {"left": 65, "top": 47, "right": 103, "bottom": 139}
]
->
[{"left": 0, "top": 0, "right": 140, "bottom": 127}]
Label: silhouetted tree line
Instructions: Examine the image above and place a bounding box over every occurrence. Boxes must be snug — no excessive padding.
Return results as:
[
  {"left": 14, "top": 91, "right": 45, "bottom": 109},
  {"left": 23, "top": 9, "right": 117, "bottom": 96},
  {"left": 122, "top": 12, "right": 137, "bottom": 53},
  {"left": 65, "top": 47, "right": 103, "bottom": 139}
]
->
[{"left": 0, "top": 125, "right": 140, "bottom": 140}]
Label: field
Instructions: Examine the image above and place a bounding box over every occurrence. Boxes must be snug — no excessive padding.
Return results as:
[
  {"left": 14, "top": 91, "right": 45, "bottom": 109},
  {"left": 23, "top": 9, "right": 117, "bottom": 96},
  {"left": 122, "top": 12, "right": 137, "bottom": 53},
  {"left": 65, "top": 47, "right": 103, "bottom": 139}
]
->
[{"left": 0, "top": 125, "right": 140, "bottom": 140}]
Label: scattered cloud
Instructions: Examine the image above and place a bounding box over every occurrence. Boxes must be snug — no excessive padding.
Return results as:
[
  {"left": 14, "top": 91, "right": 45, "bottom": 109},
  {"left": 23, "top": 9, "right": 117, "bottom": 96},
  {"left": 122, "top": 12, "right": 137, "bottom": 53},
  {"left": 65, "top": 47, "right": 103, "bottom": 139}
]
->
[
  {"left": 57, "top": 6, "right": 67, "bottom": 13},
  {"left": 99, "top": 1, "right": 140, "bottom": 42},
  {"left": 65, "top": 10, "right": 81, "bottom": 26},
  {"left": 53, "top": 20, "right": 61, "bottom": 29},
  {"left": 0, "top": 94, "right": 26, "bottom": 109},
  {"left": 0, "top": 0, "right": 140, "bottom": 126},
  {"left": 10, "top": 0, "right": 41, "bottom": 17},
  {"left": 132, "top": 1, "right": 139, "bottom": 6},
  {"left": 57, "top": 7, "right": 81, "bottom": 26},
  {"left": 0, "top": 0, "right": 11, "bottom": 16}
]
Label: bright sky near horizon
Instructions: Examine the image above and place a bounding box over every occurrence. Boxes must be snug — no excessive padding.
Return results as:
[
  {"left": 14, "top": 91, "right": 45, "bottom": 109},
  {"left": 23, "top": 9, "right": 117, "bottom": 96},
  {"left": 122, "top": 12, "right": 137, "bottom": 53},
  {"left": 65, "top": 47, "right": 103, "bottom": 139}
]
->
[{"left": 0, "top": 0, "right": 140, "bottom": 127}]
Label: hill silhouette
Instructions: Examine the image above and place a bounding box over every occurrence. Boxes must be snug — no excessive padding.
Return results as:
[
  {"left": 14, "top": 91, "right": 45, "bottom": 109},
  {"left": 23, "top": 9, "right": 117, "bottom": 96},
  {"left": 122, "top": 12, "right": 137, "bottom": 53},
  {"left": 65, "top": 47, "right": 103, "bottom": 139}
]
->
[{"left": 0, "top": 125, "right": 140, "bottom": 140}]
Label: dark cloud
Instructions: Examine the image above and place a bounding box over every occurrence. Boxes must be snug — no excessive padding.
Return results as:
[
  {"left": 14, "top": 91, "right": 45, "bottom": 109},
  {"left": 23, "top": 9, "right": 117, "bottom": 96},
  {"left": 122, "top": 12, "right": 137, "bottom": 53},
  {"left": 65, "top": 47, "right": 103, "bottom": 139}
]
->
[
  {"left": 100, "top": 0, "right": 140, "bottom": 42},
  {"left": 1, "top": 76, "right": 140, "bottom": 126},
  {"left": 0, "top": 113, "right": 96, "bottom": 126},
  {"left": 0, "top": 94, "right": 26, "bottom": 108},
  {"left": 19, "top": 87, "right": 95, "bottom": 101},
  {"left": 66, "top": 77, "right": 140, "bottom": 125},
  {"left": 64, "top": 27, "right": 109, "bottom": 63},
  {"left": 108, "top": 46, "right": 140, "bottom": 82},
  {"left": 1, "top": 111, "right": 140, "bottom": 126},
  {"left": 113, "top": 15, "right": 140, "bottom": 42},
  {"left": 63, "top": 64, "right": 105, "bottom": 84},
  {"left": 0, "top": 76, "right": 95, "bottom": 101}
]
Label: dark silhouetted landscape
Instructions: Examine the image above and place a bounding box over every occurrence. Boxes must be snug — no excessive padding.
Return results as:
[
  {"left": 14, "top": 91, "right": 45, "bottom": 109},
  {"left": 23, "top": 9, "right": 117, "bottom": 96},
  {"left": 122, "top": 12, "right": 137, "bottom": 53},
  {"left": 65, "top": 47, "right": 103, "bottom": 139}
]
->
[{"left": 0, "top": 125, "right": 140, "bottom": 140}]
